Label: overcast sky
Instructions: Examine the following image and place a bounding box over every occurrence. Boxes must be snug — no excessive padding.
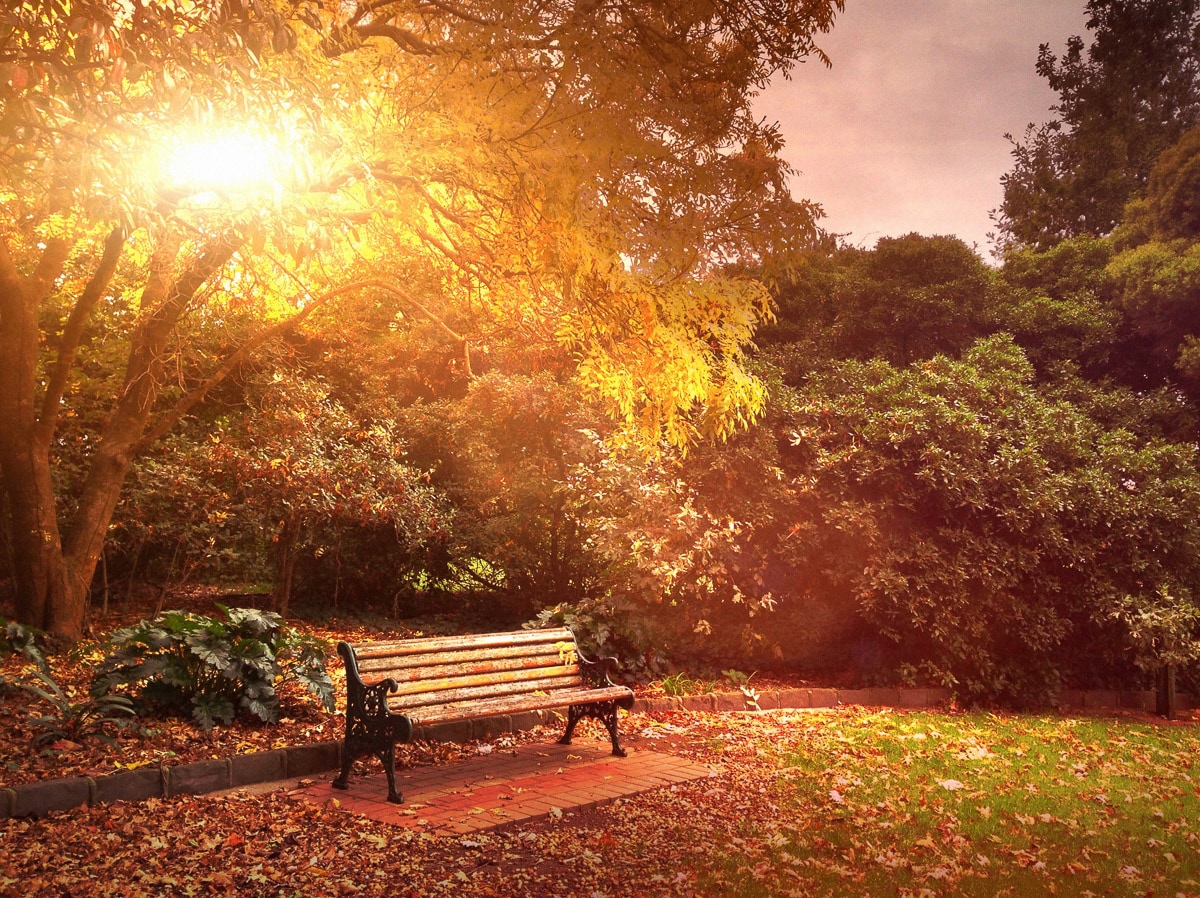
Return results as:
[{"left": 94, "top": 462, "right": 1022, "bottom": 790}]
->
[{"left": 755, "top": 0, "right": 1089, "bottom": 257}]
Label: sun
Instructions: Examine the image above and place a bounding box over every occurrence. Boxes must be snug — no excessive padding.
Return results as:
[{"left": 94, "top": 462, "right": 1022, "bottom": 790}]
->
[{"left": 165, "top": 131, "right": 280, "bottom": 196}]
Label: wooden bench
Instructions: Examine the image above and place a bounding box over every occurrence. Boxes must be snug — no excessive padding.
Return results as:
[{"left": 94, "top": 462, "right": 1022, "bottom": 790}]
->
[{"left": 332, "top": 627, "right": 634, "bottom": 803}]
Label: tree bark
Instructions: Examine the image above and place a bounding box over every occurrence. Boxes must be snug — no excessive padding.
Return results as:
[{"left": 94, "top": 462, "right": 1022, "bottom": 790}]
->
[
  {"left": 0, "top": 235, "right": 73, "bottom": 632},
  {"left": 0, "top": 224, "right": 241, "bottom": 641},
  {"left": 271, "top": 514, "right": 301, "bottom": 620}
]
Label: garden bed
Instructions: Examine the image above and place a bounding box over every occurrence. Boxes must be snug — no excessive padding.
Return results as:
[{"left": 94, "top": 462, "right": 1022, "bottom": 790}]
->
[{"left": 3, "top": 599, "right": 1192, "bottom": 791}]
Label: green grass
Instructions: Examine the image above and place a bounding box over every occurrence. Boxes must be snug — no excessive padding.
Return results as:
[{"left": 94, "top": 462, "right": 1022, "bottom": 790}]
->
[
  {"left": 699, "top": 710, "right": 1200, "bottom": 897},
  {"left": 657, "top": 671, "right": 714, "bottom": 696}
]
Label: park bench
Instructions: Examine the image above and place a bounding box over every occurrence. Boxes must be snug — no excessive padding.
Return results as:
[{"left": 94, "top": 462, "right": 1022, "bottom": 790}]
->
[{"left": 332, "top": 626, "right": 635, "bottom": 803}]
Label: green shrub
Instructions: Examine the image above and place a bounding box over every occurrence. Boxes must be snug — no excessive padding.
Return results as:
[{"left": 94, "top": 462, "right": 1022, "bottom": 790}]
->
[
  {"left": 2, "top": 618, "right": 46, "bottom": 670},
  {"left": 526, "top": 598, "right": 668, "bottom": 682},
  {"left": 17, "top": 665, "right": 138, "bottom": 749},
  {"left": 2, "top": 621, "right": 137, "bottom": 747},
  {"left": 92, "top": 606, "right": 335, "bottom": 730}
]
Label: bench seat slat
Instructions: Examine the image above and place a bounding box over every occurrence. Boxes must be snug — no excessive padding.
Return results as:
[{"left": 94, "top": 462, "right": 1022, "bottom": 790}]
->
[
  {"left": 355, "top": 644, "right": 569, "bottom": 675},
  {"left": 387, "top": 672, "right": 585, "bottom": 710},
  {"left": 350, "top": 627, "right": 573, "bottom": 660},
  {"left": 367, "top": 655, "right": 575, "bottom": 685},
  {"left": 385, "top": 663, "right": 581, "bottom": 697},
  {"left": 409, "top": 685, "right": 634, "bottom": 726}
]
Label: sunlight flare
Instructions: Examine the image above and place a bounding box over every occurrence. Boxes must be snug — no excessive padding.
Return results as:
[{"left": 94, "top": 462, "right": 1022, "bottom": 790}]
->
[{"left": 165, "top": 131, "right": 282, "bottom": 196}]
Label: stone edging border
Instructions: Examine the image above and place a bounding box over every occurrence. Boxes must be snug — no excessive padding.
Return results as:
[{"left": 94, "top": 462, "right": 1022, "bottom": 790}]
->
[{"left": 2, "top": 686, "right": 1189, "bottom": 819}]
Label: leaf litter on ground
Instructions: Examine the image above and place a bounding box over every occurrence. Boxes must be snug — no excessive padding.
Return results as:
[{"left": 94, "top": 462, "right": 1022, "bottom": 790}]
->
[{"left": 3, "top": 706, "right": 1199, "bottom": 897}]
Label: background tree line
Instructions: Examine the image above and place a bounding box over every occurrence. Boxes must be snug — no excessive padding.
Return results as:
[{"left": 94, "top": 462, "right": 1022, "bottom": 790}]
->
[{"left": 4, "top": 0, "right": 1200, "bottom": 707}]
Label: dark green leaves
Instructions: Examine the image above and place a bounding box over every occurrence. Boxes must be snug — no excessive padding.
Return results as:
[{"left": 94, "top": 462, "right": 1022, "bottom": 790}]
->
[
  {"left": 779, "top": 336, "right": 1200, "bottom": 704},
  {"left": 92, "top": 606, "right": 334, "bottom": 731}
]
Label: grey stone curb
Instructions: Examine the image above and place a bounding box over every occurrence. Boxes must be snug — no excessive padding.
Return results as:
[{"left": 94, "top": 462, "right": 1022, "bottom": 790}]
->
[
  {"left": 2, "top": 741, "right": 344, "bottom": 820},
  {"left": 2, "top": 688, "right": 1189, "bottom": 819}
]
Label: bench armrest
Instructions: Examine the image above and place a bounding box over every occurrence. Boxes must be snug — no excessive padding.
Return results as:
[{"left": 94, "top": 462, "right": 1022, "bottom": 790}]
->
[
  {"left": 577, "top": 648, "right": 622, "bottom": 688},
  {"left": 338, "top": 641, "right": 398, "bottom": 719}
]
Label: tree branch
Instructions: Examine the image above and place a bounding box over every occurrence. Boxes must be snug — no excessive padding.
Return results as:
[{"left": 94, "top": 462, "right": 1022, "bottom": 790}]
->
[
  {"left": 29, "top": 236, "right": 73, "bottom": 305},
  {"left": 36, "top": 226, "right": 126, "bottom": 444},
  {"left": 138, "top": 278, "right": 473, "bottom": 450}
]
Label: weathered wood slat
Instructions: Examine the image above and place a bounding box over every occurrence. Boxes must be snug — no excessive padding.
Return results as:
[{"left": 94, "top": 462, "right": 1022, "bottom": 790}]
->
[
  {"left": 411, "top": 685, "right": 634, "bottom": 726},
  {"left": 351, "top": 627, "right": 573, "bottom": 660},
  {"left": 355, "top": 644, "right": 568, "bottom": 675},
  {"left": 364, "top": 655, "right": 575, "bottom": 686},
  {"left": 387, "top": 673, "right": 585, "bottom": 711},
  {"left": 386, "top": 663, "right": 580, "bottom": 698}
]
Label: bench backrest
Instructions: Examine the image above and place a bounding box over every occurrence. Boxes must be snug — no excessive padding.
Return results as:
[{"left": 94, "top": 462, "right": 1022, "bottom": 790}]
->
[{"left": 341, "top": 627, "right": 585, "bottom": 713}]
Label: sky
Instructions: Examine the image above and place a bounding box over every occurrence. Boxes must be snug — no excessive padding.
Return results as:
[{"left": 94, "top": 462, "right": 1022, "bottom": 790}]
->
[{"left": 754, "top": 0, "right": 1090, "bottom": 257}]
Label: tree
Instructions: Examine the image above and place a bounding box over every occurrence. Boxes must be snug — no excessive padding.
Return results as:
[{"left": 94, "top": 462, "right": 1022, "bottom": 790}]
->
[
  {"left": 1104, "top": 123, "right": 1200, "bottom": 403},
  {"left": 1, "top": 0, "right": 304, "bottom": 640},
  {"left": 996, "top": 236, "right": 1122, "bottom": 382},
  {"left": 994, "top": 0, "right": 1200, "bottom": 250},
  {"left": 762, "top": 234, "right": 1001, "bottom": 366},
  {"left": 0, "top": 0, "right": 843, "bottom": 640},
  {"left": 777, "top": 337, "right": 1200, "bottom": 704}
]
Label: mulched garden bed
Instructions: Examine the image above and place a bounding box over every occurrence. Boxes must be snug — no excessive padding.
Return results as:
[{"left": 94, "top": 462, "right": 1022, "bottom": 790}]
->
[{"left": 0, "top": 602, "right": 816, "bottom": 788}]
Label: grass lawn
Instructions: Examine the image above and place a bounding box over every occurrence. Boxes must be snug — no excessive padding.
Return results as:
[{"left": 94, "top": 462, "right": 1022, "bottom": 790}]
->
[
  {"left": 4, "top": 706, "right": 1198, "bottom": 896},
  {"left": 698, "top": 709, "right": 1200, "bottom": 897}
]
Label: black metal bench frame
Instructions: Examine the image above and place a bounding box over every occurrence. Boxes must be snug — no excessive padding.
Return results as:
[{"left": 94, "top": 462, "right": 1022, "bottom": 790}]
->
[{"left": 331, "top": 627, "right": 634, "bottom": 803}]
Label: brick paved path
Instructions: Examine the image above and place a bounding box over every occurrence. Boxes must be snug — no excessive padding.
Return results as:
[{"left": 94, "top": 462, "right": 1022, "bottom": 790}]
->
[{"left": 290, "top": 740, "right": 712, "bottom": 837}]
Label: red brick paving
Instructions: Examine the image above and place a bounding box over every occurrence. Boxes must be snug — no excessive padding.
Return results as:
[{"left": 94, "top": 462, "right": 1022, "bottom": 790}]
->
[{"left": 289, "top": 739, "right": 713, "bottom": 837}]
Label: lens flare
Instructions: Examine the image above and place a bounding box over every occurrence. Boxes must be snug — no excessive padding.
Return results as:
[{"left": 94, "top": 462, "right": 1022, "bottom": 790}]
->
[{"left": 166, "top": 132, "right": 278, "bottom": 194}]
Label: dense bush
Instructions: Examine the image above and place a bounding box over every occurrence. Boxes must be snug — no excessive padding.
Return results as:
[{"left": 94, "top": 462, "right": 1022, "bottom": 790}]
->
[
  {"left": 92, "top": 606, "right": 334, "bottom": 730},
  {"left": 776, "top": 337, "right": 1200, "bottom": 704}
]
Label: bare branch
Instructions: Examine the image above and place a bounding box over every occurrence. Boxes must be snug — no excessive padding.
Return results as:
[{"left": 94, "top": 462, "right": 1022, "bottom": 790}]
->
[
  {"left": 138, "top": 278, "right": 472, "bottom": 450},
  {"left": 36, "top": 226, "right": 126, "bottom": 443}
]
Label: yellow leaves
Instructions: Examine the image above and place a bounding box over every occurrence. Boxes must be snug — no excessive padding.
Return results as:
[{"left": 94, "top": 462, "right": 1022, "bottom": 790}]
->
[
  {"left": 36, "top": 211, "right": 79, "bottom": 242},
  {"left": 554, "top": 641, "right": 578, "bottom": 666},
  {"left": 571, "top": 276, "right": 770, "bottom": 452},
  {"left": 112, "top": 759, "right": 153, "bottom": 770}
]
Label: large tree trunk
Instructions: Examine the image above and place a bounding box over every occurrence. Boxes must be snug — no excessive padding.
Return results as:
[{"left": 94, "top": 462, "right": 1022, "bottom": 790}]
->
[
  {"left": 0, "top": 444, "right": 69, "bottom": 632},
  {"left": 0, "top": 226, "right": 242, "bottom": 641},
  {"left": 0, "top": 235, "right": 72, "bottom": 631}
]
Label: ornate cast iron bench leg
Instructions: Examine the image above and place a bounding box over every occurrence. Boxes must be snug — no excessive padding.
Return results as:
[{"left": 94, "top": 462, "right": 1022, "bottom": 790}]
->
[
  {"left": 333, "top": 720, "right": 411, "bottom": 803},
  {"left": 558, "top": 701, "right": 628, "bottom": 757},
  {"left": 333, "top": 674, "right": 411, "bottom": 803},
  {"left": 380, "top": 742, "right": 402, "bottom": 804},
  {"left": 332, "top": 749, "right": 354, "bottom": 793}
]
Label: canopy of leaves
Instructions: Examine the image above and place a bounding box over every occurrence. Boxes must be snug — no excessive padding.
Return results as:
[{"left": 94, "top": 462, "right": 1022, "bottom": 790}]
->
[
  {"left": 1, "top": 0, "right": 845, "bottom": 639},
  {"left": 994, "top": 0, "right": 1200, "bottom": 250},
  {"left": 2, "top": 0, "right": 843, "bottom": 450},
  {"left": 762, "top": 234, "right": 1000, "bottom": 366},
  {"left": 1100, "top": 123, "right": 1200, "bottom": 404}
]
